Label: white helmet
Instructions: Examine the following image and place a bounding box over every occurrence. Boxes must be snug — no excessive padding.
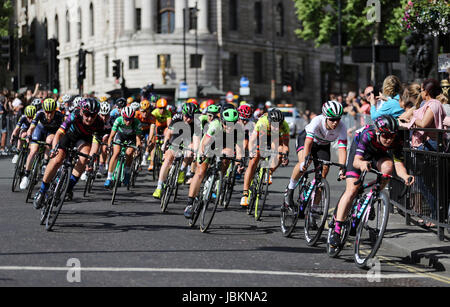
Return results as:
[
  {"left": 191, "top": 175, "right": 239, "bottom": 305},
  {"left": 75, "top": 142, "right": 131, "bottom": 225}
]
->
[
  {"left": 70, "top": 96, "right": 83, "bottom": 112},
  {"left": 131, "top": 102, "right": 141, "bottom": 112},
  {"left": 99, "top": 102, "right": 111, "bottom": 116},
  {"left": 61, "top": 95, "right": 71, "bottom": 104},
  {"left": 322, "top": 101, "right": 344, "bottom": 119}
]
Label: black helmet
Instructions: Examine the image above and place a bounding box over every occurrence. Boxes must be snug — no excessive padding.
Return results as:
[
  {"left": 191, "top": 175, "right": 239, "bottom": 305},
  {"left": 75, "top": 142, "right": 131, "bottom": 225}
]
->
[
  {"left": 374, "top": 115, "right": 399, "bottom": 134},
  {"left": 182, "top": 102, "right": 198, "bottom": 117},
  {"left": 116, "top": 98, "right": 127, "bottom": 109},
  {"left": 81, "top": 98, "right": 100, "bottom": 114},
  {"left": 268, "top": 109, "right": 284, "bottom": 123}
]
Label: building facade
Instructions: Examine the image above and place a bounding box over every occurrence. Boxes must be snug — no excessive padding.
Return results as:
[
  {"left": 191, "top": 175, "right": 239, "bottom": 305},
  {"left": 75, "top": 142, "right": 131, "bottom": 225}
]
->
[{"left": 15, "top": 0, "right": 407, "bottom": 112}]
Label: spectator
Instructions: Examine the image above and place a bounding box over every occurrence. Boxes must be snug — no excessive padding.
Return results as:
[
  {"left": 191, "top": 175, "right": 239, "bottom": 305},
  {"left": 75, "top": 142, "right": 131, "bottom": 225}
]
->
[
  {"left": 0, "top": 96, "right": 10, "bottom": 155},
  {"left": 370, "top": 75, "right": 404, "bottom": 120},
  {"left": 437, "top": 94, "right": 450, "bottom": 117},
  {"left": 354, "top": 86, "right": 372, "bottom": 115},
  {"left": 398, "top": 83, "right": 421, "bottom": 125}
]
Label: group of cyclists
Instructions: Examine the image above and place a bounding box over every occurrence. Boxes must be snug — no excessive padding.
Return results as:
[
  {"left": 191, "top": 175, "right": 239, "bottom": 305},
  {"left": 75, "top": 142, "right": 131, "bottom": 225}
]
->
[{"left": 8, "top": 88, "right": 415, "bottom": 266}]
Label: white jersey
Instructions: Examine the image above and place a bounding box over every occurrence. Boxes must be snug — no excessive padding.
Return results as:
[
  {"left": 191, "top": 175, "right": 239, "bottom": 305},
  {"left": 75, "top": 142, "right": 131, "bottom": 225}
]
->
[{"left": 305, "top": 115, "right": 347, "bottom": 148}]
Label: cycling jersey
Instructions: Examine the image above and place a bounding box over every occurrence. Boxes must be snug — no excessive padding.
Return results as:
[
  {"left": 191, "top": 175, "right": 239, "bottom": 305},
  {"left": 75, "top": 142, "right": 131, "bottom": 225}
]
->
[
  {"left": 151, "top": 109, "right": 172, "bottom": 128},
  {"left": 254, "top": 114, "right": 290, "bottom": 138},
  {"left": 112, "top": 116, "right": 142, "bottom": 137},
  {"left": 135, "top": 110, "right": 155, "bottom": 131},
  {"left": 169, "top": 113, "right": 201, "bottom": 145},
  {"left": 31, "top": 110, "right": 65, "bottom": 134},
  {"left": 304, "top": 115, "right": 347, "bottom": 148},
  {"left": 16, "top": 115, "right": 32, "bottom": 131},
  {"left": 59, "top": 109, "right": 105, "bottom": 143}
]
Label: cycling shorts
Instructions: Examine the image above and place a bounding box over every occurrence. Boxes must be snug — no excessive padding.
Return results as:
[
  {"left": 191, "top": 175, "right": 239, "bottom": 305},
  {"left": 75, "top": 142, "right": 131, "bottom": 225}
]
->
[{"left": 296, "top": 130, "right": 331, "bottom": 163}]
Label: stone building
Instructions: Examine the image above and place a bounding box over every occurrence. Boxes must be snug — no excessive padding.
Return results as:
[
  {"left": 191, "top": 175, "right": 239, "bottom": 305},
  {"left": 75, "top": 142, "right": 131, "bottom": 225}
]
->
[{"left": 15, "top": 0, "right": 407, "bottom": 111}]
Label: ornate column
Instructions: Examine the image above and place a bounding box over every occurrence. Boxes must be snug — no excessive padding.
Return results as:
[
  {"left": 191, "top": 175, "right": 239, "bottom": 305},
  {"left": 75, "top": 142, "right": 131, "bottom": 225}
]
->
[
  {"left": 175, "top": 0, "right": 186, "bottom": 32},
  {"left": 142, "top": 0, "right": 155, "bottom": 33},
  {"left": 197, "top": 0, "right": 208, "bottom": 34},
  {"left": 124, "top": 0, "right": 136, "bottom": 35}
]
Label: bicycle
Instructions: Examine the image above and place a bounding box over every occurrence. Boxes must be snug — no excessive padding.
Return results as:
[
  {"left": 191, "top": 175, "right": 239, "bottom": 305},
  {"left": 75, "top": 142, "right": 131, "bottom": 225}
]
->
[
  {"left": 247, "top": 151, "right": 288, "bottom": 221},
  {"left": 160, "top": 143, "right": 194, "bottom": 213},
  {"left": 326, "top": 168, "right": 410, "bottom": 268},
  {"left": 110, "top": 140, "right": 138, "bottom": 206},
  {"left": 83, "top": 152, "right": 100, "bottom": 197},
  {"left": 25, "top": 141, "right": 52, "bottom": 203},
  {"left": 11, "top": 137, "right": 29, "bottom": 192},
  {"left": 151, "top": 134, "right": 164, "bottom": 181},
  {"left": 221, "top": 157, "right": 243, "bottom": 209},
  {"left": 40, "top": 147, "right": 92, "bottom": 231},
  {"left": 280, "top": 155, "right": 345, "bottom": 247}
]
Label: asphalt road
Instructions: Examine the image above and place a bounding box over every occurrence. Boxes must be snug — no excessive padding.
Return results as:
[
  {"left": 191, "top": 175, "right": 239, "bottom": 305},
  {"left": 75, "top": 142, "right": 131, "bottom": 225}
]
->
[{"left": 0, "top": 141, "right": 449, "bottom": 289}]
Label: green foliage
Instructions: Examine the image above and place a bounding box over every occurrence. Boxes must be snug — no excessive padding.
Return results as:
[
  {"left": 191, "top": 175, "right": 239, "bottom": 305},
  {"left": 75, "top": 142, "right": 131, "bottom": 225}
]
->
[
  {"left": 0, "top": 0, "right": 13, "bottom": 37},
  {"left": 401, "top": 0, "right": 450, "bottom": 36},
  {"left": 293, "top": 0, "right": 408, "bottom": 47}
]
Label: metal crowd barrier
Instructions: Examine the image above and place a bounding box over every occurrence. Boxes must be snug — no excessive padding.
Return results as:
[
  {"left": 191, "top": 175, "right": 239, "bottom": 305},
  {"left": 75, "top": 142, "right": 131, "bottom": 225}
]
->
[
  {"left": 389, "top": 128, "right": 450, "bottom": 241},
  {"left": 1, "top": 113, "right": 20, "bottom": 154}
]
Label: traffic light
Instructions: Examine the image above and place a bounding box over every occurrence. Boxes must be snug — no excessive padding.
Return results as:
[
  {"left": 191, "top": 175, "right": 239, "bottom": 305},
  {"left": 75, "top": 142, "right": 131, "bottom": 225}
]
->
[
  {"left": 48, "top": 38, "right": 60, "bottom": 92},
  {"left": 78, "top": 48, "right": 86, "bottom": 81},
  {"left": 282, "top": 71, "right": 294, "bottom": 93},
  {"left": 113, "top": 59, "right": 121, "bottom": 79},
  {"left": 1, "top": 36, "right": 14, "bottom": 71}
]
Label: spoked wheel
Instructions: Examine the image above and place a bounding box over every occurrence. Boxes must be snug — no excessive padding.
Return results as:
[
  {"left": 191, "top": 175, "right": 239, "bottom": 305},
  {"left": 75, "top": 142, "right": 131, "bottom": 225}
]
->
[
  {"left": 161, "top": 165, "right": 177, "bottom": 213},
  {"left": 326, "top": 218, "right": 351, "bottom": 258},
  {"left": 281, "top": 177, "right": 307, "bottom": 238},
  {"left": 188, "top": 197, "right": 202, "bottom": 228},
  {"left": 222, "top": 164, "right": 237, "bottom": 209},
  {"left": 247, "top": 168, "right": 260, "bottom": 216},
  {"left": 304, "top": 179, "right": 331, "bottom": 246},
  {"left": 45, "top": 168, "right": 70, "bottom": 231},
  {"left": 200, "top": 171, "right": 223, "bottom": 233},
  {"left": 254, "top": 169, "right": 269, "bottom": 221},
  {"left": 354, "top": 192, "right": 390, "bottom": 269},
  {"left": 25, "top": 156, "right": 41, "bottom": 203},
  {"left": 12, "top": 151, "right": 26, "bottom": 192},
  {"left": 111, "top": 159, "right": 123, "bottom": 206}
]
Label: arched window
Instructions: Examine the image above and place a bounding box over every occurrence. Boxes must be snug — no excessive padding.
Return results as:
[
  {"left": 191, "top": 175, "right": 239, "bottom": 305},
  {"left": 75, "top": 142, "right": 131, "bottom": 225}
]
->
[
  {"left": 275, "top": 2, "right": 284, "bottom": 37},
  {"left": 55, "top": 14, "right": 59, "bottom": 40},
  {"left": 66, "top": 10, "right": 71, "bottom": 42},
  {"left": 89, "top": 3, "right": 94, "bottom": 36},
  {"left": 77, "top": 8, "right": 82, "bottom": 40},
  {"left": 157, "top": 0, "right": 175, "bottom": 34}
]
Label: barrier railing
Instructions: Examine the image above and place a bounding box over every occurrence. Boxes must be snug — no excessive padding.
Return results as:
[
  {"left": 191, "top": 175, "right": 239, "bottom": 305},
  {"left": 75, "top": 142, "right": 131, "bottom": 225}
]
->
[
  {"left": 389, "top": 128, "right": 450, "bottom": 241},
  {"left": 0, "top": 113, "right": 20, "bottom": 154}
]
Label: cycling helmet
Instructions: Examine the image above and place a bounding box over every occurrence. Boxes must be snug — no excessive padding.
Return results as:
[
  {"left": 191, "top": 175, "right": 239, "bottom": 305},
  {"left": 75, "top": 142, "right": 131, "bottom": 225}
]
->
[
  {"left": 70, "top": 96, "right": 83, "bottom": 112},
  {"left": 116, "top": 98, "right": 127, "bottom": 109},
  {"left": 322, "top": 101, "right": 343, "bottom": 119},
  {"left": 222, "top": 103, "right": 235, "bottom": 111},
  {"left": 167, "top": 104, "right": 176, "bottom": 114},
  {"left": 99, "top": 102, "right": 111, "bottom": 116},
  {"left": 149, "top": 94, "right": 159, "bottom": 103},
  {"left": 131, "top": 102, "right": 141, "bottom": 111},
  {"left": 61, "top": 95, "right": 71, "bottom": 104},
  {"left": 182, "top": 102, "right": 198, "bottom": 117},
  {"left": 25, "top": 105, "right": 37, "bottom": 118},
  {"left": 121, "top": 106, "right": 135, "bottom": 120},
  {"left": 99, "top": 96, "right": 108, "bottom": 103},
  {"left": 374, "top": 115, "right": 399, "bottom": 135},
  {"left": 221, "top": 108, "right": 239, "bottom": 123},
  {"left": 127, "top": 97, "right": 134, "bottom": 105},
  {"left": 268, "top": 108, "right": 284, "bottom": 123},
  {"left": 157, "top": 98, "right": 168, "bottom": 108},
  {"left": 207, "top": 104, "right": 220, "bottom": 115},
  {"left": 32, "top": 98, "right": 42, "bottom": 107},
  {"left": 81, "top": 98, "right": 100, "bottom": 115},
  {"left": 200, "top": 100, "right": 208, "bottom": 111},
  {"left": 43, "top": 98, "right": 57, "bottom": 112},
  {"left": 187, "top": 98, "right": 198, "bottom": 106},
  {"left": 238, "top": 104, "right": 252, "bottom": 120},
  {"left": 140, "top": 100, "right": 150, "bottom": 111}
]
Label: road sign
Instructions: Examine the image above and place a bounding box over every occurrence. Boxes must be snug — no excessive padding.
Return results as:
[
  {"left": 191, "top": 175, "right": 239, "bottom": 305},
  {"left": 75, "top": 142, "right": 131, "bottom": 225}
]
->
[
  {"left": 240, "top": 76, "right": 250, "bottom": 88},
  {"left": 438, "top": 54, "right": 450, "bottom": 73},
  {"left": 240, "top": 87, "right": 250, "bottom": 96},
  {"left": 179, "top": 82, "right": 189, "bottom": 99},
  {"left": 226, "top": 91, "right": 234, "bottom": 102}
]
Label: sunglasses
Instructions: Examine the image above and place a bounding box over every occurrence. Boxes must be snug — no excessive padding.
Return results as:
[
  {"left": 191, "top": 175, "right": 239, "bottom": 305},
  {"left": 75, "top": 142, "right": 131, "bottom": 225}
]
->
[
  {"left": 328, "top": 118, "right": 341, "bottom": 122},
  {"left": 83, "top": 111, "right": 97, "bottom": 118},
  {"left": 380, "top": 132, "right": 396, "bottom": 139},
  {"left": 124, "top": 117, "right": 134, "bottom": 122}
]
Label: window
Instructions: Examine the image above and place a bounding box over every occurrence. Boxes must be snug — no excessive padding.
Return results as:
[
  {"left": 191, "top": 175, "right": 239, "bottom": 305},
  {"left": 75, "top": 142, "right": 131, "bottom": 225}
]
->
[
  {"left": 276, "top": 54, "right": 285, "bottom": 85},
  {"left": 157, "top": 0, "right": 175, "bottom": 34},
  {"left": 157, "top": 54, "right": 171, "bottom": 68},
  {"left": 66, "top": 10, "right": 70, "bottom": 42},
  {"left": 105, "top": 55, "right": 109, "bottom": 77},
  {"left": 229, "top": 0, "right": 238, "bottom": 31},
  {"left": 190, "top": 54, "right": 203, "bottom": 69},
  {"left": 65, "top": 58, "right": 71, "bottom": 90},
  {"left": 129, "top": 56, "right": 139, "bottom": 70},
  {"left": 230, "top": 53, "right": 239, "bottom": 76},
  {"left": 55, "top": 15, "right": 59, "bottom": 40},
  {"left": 254, "top": 1, "right": 263, "bottom": 34},
  {"left": 254, "top": 52, "right": 264, "bottom": 84},
  {"left": 189, "top": 7, "right": 198, "bottom": 31},
  {"left": 276, "top": 2, "right": 284, "bottom": 37},
  {"left": 89, "top": 3, "right": 94, "bottom": 36},
  {"left": 77, "top": 8, "right": 82, "bottom": 40},
  {"left": 136, "top": 8, "right": 142, "bottom": 31}
]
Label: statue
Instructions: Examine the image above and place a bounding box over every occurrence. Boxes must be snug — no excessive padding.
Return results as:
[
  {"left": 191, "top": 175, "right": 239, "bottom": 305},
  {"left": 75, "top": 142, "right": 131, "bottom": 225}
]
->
[{"left": 405, "top": 33, "right": 435, "bottom": 81}]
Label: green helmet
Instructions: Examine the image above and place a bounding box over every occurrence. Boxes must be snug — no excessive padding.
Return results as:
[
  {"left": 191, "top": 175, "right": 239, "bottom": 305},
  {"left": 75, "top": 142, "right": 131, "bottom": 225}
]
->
[
  {"left": 43, "top": 98, "right": 57, "bottom": 112},
  {"left": 207, "top": 104, "right": 220, "bottom": 114},
  {"left": 25, "top": 105, "right": 37, "bottom": 118},
  {"left": 182, "top": 102, "right": 198, "bottom": 117},
  {"left": 221, "top": 108, "right": 239, "bottom": 123}
]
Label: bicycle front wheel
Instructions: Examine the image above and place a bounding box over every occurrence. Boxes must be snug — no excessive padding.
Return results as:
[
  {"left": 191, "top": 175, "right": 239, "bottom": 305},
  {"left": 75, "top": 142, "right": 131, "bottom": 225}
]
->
[
  {"left": 280, "top": 178, "right": 306, "bottom": 238},
  {"left": 200, "top": 171, "right": 223, "bottom": 233},
  {"left": 45, "top": 167, "right": 71, "bottom": 231},
  {"left": 254, "top": 169, "right": 269, "bottom": 221},
  {"left": 354, "top": 192, "right": 390, "bottom": 269},
  {"left": 12, "top": 151, "right": 26, "bottom": 192},
  {"left": 111, "top": 158, "right": 124, "bottom": 206},
  {"left": 304, "top": 178, "right": 331, "bottom": 246}
]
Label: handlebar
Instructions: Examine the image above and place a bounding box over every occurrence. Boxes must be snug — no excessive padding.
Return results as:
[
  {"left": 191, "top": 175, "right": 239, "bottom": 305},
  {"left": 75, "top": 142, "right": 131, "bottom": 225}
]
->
[{"left": 354, "top": 168, "right": 413, "bottom": 198}]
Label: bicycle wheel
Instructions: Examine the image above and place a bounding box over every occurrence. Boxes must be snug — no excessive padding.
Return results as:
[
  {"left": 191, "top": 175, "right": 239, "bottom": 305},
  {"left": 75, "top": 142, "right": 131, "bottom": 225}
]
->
[
  {"left": 223, "top": 163, "right": 237, "bottom": 209},
  {"left": 25, "top": 154, "right": 42, "bottom": 203},
  {"left": 45, "top": 167, "right": 71, "bottom": 231},
  {"left": 188, "top": 197, "right": 203, "bottom": 228},
  {"left": 254, "top": 169, "right": 269, "bottom": 221},
  {"left": 12, "top": 150, "right": 26, "bottom": 192},
  {"left": 83, "top": 172, "right": 93, "bottom": 197},
  {"left": 111, "top": 158, "right": 124, "bottom": 206},
  {"left": 326, "top": 217, "right": 351, "bottom": 258},
  {"left": 161, "top": 163, "right": 177, "bottom": 212},
  {"left": 200, "top": 171, "right": 223, "bottom": 233},
  {"left": 280, "top": 177, "right": 306, "bottom": 238},
  {"left": 247, "top": 168, "right": 260, "bottom": 215},
  {"left": 354, "top": 192, "right": 390, "bottom": 268},
  {"left": 304, "top": 178, "right": 331, "bottom": 246}
]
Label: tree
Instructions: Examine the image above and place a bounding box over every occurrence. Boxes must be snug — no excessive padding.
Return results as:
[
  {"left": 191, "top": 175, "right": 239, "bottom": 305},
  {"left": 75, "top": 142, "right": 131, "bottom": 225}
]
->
[
  {"left": 293, "top": 0, "right": 408, "bottom": 48},
  {"left": 0, "top": 0, "right": 13, "bottom": 37}
]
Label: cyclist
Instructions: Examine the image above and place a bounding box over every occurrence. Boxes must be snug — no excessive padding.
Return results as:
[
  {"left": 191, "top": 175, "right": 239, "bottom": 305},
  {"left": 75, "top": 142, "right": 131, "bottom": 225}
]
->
[
  {"left": 148, "top": 98, "right": 172, "bottom": 171},
  {"left": 104, "top": 106, "right": 142, "bottom": 188},
  {"left": 184, "top": 107, "right": 243, "bottom": 218},
  {"left": 110, "top": 98, "right": 127, "bottom": 122},
  {"left": 11, "top": 105, "right": 37, "bottom": 164},
  {"left": 135, "top": 100, "right": 155, "bottom": 166},
  {"left": 329, "top": 115, "right": 415, "bottom": 247},
  {"left": 31, "top": 98, "right": 43, "bottom": 112},
  {"left": 94, "top": 101, "right": 113, "bottom": 177},
  {"left": 241, "top": 108, "right": 290, "bottom": 207},
  {"left": 284, "top": 101, "right": 348, "bottom": 208},
  {"left": 33, "top": 98, "right": 105, "bottom": 208},
  {"left": 20, "top": 98, "right": 65, "bottom": 190},
  {"left": 152, "top": 103, "right": 201, "bottom": 199}
]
